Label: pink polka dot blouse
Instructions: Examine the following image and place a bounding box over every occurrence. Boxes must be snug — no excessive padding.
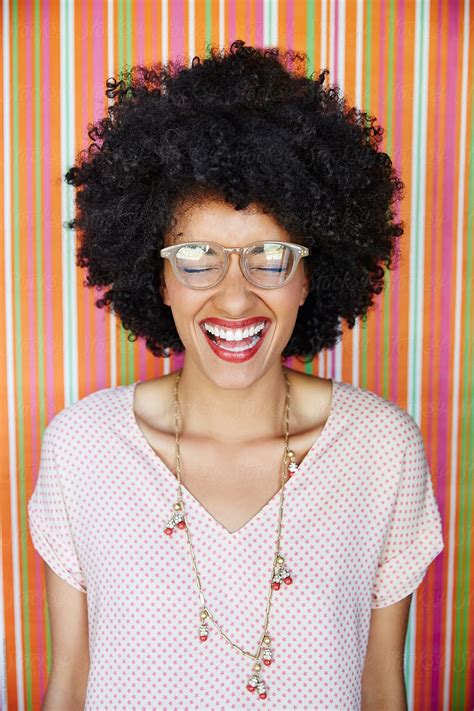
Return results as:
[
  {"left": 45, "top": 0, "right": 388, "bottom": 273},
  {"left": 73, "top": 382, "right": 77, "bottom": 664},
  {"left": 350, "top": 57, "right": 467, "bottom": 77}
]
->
[{"left": 28, "top": 378, "right": 444, "bottom": 710}]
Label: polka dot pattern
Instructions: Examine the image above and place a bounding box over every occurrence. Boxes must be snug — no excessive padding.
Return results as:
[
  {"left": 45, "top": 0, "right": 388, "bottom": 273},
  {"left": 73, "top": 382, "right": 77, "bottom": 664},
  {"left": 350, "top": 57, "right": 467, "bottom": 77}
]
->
[{"left": 28, "top": 379, "right": 444, "bottom": 710}]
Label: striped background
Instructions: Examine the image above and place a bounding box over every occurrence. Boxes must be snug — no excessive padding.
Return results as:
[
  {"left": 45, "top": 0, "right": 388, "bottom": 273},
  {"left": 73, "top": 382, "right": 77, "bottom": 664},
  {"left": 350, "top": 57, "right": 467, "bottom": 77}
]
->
[{"left": 1, "top": 1, "right": 472, "bottom": 709}]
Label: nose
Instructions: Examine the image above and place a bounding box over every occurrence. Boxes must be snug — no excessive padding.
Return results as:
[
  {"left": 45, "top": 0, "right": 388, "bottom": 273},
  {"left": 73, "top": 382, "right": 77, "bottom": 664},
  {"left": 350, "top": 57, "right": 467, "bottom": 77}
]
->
[
  {"left": 212, "top": 251, "right": 258, "bottom": 310},
  {"left": 221, "top": 249, "right": 256, "bottom": 287}
]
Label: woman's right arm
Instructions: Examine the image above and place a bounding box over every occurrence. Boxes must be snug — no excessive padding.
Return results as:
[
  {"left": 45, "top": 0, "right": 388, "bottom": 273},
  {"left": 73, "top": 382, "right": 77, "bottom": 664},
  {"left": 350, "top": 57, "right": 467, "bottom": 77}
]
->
[{"left": 42, "top": 563, "right": 90, "bottom": 711}]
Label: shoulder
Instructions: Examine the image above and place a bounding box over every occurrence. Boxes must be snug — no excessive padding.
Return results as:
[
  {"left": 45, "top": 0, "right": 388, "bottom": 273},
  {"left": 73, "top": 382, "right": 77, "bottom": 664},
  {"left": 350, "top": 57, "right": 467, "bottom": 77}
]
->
[
  {"left": 334, "top": 379, "right": 423, "bottom": 447},
  {"left": 43, "top": 382, "right": 135, "bottom": 445}
]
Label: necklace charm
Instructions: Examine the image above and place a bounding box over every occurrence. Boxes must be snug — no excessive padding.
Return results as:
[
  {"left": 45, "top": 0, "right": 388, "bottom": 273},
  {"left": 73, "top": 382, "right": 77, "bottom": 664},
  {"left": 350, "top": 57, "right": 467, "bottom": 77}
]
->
[
  {"left": 286, "top": 448, "right": 298, "bottom": 477},
  {"left": 271, "top": 554, "right": 293, "bottom": 590},
  {"left": 247, "top": 633, "right": 272, "bottom": 699},
  {"left": 163, "top": 500, "right": 186, "bottom": 535},
  {"left": 199, "top": 608, "right": 209, "bottom": 642}
]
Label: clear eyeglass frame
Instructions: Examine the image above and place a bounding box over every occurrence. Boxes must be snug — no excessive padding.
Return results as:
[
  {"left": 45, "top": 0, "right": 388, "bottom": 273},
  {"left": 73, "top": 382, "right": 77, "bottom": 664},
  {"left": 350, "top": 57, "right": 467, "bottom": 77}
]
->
[{"left": 159, "top": 240, "right": 310, "bottom": 290}]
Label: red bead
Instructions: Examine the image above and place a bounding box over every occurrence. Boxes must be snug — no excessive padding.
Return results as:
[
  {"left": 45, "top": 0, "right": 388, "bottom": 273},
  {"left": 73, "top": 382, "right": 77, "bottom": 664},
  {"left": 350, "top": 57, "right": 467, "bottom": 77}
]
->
[
  {"left": 284, "top": 576, "right": 292, "bottom": 585},
  {"left": 263, "top": 659, "right": 272, "bottom": 666},
  {"left": 287, "top": 470, "right": 294, "bottom": 477},
  {"left": 199, "top": 635, "right": 208, "bottom": 641},
  {"left": 164, "top": 527, "right": 173, "bottom": 535},
  {"left": 247, "top": 684, "right": 256, "bottom": 692},
  {"left": 272, "top": 582, "right": 280, "bottom": 590},
  {"left": 177, "top": 521, "right": 186, "bottom": 529},
  {"left": 259, "top": 692, "right": 267, "bottom": 699}
]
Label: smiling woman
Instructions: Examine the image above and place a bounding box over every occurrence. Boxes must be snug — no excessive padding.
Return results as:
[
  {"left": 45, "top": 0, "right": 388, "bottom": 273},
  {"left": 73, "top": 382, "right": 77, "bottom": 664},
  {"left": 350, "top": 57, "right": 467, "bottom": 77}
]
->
[{"left": 28, "top": 39, "right": 444, "bottom": 711}]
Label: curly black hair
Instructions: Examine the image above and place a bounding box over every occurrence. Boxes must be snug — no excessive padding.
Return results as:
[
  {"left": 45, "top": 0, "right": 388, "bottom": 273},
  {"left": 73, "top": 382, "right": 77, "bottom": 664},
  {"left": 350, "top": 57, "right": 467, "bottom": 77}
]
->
[{"left": 64, "top": 39, "right": 405, "bottom": 363}]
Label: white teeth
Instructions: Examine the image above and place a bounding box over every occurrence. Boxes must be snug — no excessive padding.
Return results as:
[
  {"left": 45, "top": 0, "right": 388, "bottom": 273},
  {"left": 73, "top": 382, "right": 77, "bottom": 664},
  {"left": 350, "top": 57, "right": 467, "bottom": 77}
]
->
[
  {"left": 219, "top": 336, "right": 260, "bottom": 352},
  {"left": 204, "top": 321, "right": 266, "bottom": 341}
]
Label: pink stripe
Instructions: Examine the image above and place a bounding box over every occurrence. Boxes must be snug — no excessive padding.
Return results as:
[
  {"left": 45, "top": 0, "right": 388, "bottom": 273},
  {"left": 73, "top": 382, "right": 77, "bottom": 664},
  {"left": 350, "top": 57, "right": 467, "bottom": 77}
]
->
[
  {"left": 255, "top": 0, "right": 264, "bottom": 45},
  {"left": 286, "top": 0, "right": 294, "bottom": 58},
  {"left": 169, "top": 0, "right": 185, "bottom": 64},
  {"left": 334, "top": 0, "right": 339, "bottom": 81},
  {"left": 423, "top": 1, "right": 443, "bottom": 705},
  {"left": 227, "top": 0, "right": 236, "bottom": 44},
  {"left": 136, "top": 0, "right": 145, "bottom": 65},
  {"left": 391, "top": 0, "right": 404, "bottom": 407},
  {"left": 152, "top": 0, "right": 157, "bottom": 60},
  {"left": 434, "top": 0, "right": 460, "bottom": 704},
  {"left": 90, "top": 0, "right": 108, "bottom": 389},
  {"left": 374, "top": 0, "right": 387, "bottom": 394}
]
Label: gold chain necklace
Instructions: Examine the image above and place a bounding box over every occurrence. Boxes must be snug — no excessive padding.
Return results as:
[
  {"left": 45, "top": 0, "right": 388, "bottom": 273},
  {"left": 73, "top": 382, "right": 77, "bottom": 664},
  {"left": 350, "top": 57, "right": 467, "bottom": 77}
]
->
[{"left": 163, "top": 367, "right": 298, "bottom": 701}]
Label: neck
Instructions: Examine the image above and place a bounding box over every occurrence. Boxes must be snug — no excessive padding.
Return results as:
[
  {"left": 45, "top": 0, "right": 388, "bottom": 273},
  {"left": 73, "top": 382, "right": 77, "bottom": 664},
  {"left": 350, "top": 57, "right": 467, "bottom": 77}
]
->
[{"left": 173, "top": 361, "right": 291, "bottom": 443}]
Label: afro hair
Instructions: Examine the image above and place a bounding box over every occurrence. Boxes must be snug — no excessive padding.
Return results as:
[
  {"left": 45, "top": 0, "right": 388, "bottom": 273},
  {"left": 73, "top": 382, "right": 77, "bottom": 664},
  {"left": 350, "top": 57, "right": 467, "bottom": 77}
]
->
[{"left": 64, "top": 39, "right": 405, "bottom": 363}]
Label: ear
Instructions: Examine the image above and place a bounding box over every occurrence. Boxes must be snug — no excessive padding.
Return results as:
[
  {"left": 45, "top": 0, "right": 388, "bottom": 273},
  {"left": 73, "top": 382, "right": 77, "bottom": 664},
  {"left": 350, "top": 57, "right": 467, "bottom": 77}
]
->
[
  {"left": 159, "top": 271, "right": 170, "bottom": 306},
  {"left": 299, "top": 270, "right": 310, "bottom": 306}
]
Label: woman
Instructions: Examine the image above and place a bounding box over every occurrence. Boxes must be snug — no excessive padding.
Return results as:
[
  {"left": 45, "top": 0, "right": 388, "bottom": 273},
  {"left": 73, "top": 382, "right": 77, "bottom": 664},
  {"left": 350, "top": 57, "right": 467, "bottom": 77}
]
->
[{"left": 28, "top": 40, "right": 444, "bottom": 710}]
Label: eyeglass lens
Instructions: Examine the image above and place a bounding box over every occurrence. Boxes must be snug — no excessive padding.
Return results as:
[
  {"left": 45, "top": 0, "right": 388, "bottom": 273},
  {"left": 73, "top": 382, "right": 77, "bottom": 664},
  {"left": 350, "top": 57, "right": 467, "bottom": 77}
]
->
[{"left": 174, "top": 242, "right": 296, "bottom": 288}]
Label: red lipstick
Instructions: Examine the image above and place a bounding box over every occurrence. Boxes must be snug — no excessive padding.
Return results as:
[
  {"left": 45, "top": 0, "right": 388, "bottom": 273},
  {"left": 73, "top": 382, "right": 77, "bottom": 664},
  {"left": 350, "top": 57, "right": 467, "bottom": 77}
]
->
[{"left": 199, "top": 317, "right": 271, "bottom": 363}]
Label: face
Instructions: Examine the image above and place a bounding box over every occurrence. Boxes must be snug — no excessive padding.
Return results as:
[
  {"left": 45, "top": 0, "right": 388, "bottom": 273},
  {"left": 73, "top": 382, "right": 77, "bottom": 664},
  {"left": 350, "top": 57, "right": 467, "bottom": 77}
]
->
[{"left": 159, "top": 195, "right": 310, "bottom": 388}]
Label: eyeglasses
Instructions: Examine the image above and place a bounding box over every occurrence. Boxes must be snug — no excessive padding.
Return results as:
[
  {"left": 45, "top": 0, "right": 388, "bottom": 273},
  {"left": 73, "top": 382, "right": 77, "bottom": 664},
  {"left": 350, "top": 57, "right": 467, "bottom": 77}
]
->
[{"left": 159, "top": 240, "right": 310, "bottom": 290}]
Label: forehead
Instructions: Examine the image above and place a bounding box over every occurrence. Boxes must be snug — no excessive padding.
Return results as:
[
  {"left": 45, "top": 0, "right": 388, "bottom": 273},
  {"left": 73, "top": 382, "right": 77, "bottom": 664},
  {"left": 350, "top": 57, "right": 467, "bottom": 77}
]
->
[{"left": 167, "top": 194, "right": 291, "bottom": 246}]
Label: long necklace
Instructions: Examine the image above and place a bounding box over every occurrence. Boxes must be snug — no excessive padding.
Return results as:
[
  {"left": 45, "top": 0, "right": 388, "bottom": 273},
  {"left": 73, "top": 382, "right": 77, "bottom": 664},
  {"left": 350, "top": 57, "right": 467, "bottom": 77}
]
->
[{"left": 163, "top": 367, "right": 298, "bottom": 701}]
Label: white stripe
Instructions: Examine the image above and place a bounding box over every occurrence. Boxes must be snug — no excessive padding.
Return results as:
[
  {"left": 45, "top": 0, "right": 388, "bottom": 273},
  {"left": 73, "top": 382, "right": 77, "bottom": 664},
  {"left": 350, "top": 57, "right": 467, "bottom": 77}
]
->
[
  {"left": 320, "top": 0, "right": 328, "bottom": 71},
  {"left": 406, "top": 0, "right": 431, "bottom": 707},
  {"left": 188, "top": 0, "right": 195, "bottom": 64},
  {"left": 60, "top": 0, "right": 78, "bottom": 406},
  {"left": 219, "top": 0, "right": 224, "bottom": 49},
  {"left": 408, "top": 0, "right": 430, "bottom": 424},
  {"left": 162, "top": 0, "right": 168, "bottom": 70}
]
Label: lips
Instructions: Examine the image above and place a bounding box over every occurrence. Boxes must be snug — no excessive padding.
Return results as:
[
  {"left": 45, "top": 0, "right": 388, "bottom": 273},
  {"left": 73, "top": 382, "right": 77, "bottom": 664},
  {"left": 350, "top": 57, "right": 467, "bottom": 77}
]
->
[{"left": 199, "top": 318, "right": 271, "bottom": 363}]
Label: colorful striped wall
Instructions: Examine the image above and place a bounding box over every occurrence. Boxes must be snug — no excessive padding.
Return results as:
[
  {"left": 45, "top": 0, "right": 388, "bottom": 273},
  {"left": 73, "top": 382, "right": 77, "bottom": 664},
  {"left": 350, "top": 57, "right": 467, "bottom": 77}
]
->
[{"left": 1, "top": 1, "right": 472, "bottom": 709}]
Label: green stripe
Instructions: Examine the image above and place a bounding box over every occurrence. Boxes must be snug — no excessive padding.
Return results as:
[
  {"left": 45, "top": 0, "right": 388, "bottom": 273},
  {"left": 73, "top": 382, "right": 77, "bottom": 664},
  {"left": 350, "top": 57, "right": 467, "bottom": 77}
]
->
[
  {"left": 455, "top": 50, "right": 474, "bottom": 710},
  {"left": 117, "top": 0, "right": 127, "bottom": 383}
]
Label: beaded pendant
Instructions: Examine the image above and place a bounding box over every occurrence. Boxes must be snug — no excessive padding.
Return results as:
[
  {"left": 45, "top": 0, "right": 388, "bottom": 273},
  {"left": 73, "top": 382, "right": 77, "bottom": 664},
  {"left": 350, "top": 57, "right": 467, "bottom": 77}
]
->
[
  {"left": 286, "top": 448, "right": 298, "bottom": 477},
  {"left": 246, "top": 634, "right": 274, "bottom": 699},
  {"left": 163, "top": 500, "right": 186, "bottom": 535}
]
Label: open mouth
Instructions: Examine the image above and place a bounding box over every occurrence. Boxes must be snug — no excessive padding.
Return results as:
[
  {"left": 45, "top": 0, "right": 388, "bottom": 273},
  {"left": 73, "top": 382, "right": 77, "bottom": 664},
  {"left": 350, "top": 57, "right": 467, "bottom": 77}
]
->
[{"left": 199, "top": 320, "right": 271, "bottom": 360}]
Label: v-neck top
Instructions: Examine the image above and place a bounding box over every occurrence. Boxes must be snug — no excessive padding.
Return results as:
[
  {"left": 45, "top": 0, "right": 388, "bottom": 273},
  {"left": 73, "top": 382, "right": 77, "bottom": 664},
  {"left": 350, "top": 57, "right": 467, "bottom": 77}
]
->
[{"left": 28, "top": 378, "right": 444, "bottom": 710}]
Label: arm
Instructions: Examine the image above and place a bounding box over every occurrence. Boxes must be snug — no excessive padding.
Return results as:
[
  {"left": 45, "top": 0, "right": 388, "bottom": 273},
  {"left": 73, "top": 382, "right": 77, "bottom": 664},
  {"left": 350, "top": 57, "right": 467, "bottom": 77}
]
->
[
  {"left": 41, "top": 563, "right": 90, "bottom": 711},
  {"left": 361, "top": 594, "right": 412, "bottom": 711}
]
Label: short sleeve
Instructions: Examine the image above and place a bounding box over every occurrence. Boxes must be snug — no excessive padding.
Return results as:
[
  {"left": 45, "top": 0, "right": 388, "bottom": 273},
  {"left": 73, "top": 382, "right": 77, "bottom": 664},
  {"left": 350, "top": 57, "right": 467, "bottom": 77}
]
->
[
  {"left": 371, "top": 421, "right": 444, "bottom": 608},
  {"left": 28, "top": 420, "right": 87, "bottom": 593}
]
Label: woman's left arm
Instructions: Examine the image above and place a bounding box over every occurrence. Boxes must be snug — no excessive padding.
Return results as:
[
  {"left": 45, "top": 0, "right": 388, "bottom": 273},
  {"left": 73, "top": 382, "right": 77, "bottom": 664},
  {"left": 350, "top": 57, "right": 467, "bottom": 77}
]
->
[{"left": 361, "top": 594, "right": 412, "bottom": 711}]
